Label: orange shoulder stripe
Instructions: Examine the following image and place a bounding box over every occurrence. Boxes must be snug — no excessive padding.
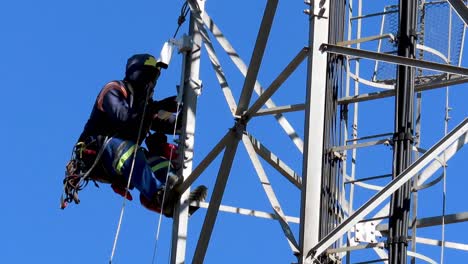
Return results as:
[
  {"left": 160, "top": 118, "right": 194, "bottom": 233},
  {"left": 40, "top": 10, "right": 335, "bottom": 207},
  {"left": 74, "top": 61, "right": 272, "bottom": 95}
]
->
[{"left": 97, "top": 81, "right": 128, "bottom": 112}]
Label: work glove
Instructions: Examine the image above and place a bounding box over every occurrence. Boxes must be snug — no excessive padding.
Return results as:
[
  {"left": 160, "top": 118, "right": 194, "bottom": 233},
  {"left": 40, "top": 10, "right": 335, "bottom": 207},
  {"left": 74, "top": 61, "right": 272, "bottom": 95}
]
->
[
  {"left": 151, "top": 113, "right": 183, "bottom": 135},
  {"left": 151, "top": 95, "right": 179, "bottom": 113}
]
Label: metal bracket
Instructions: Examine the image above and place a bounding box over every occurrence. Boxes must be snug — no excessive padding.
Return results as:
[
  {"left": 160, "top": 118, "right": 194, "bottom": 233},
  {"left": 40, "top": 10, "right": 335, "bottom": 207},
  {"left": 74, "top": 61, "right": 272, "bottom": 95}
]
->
[
  {"left": 393, "top": 132, "right": 415, "bottom": 143},
  {"left": 169, "top": 34, "right": 193, "bottom": 53},
  {"left": 303, "top": 0, "right": 328, "bottom": 19},
  {"left": 331, "top": 151, "right": 346, "bottom": 161},
  {"left": 354, "top": 221, "right": 382, "bottom": 243}
]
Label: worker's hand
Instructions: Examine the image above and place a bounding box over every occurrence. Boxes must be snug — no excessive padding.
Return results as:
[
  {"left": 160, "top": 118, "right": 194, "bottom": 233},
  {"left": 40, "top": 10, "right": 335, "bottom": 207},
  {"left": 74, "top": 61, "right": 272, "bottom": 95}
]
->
[{"left": 151, "top": 95, "right": 179, "bottom": 113}]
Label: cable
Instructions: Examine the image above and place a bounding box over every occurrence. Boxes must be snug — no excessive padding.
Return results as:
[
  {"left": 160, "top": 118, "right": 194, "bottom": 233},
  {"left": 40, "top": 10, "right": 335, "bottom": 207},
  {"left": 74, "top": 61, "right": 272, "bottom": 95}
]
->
[
  {"left": 109, "top": 84, "right": 154, "bottom": 264},
  {"left": 151, "top": 102, "right": 183, "bottom": 264},
  {"left": 172, "top": 1, "right": 190, "bottom": 38},
  {"left": 110, "top": 2, "right": 191, "bottom": 261},
  {"left": 150, "top": 2, "right": 190, "bottom": 262},
  {"left": 440, "top": 6, "right": 453, "bottom": 264}
]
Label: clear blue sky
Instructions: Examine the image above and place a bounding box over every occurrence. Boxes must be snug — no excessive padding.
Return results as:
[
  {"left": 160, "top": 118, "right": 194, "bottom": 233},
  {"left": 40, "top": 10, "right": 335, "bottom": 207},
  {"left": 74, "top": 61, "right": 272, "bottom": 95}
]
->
[{"left": 1, "top": 0, "right": 467, "bottom": 263}]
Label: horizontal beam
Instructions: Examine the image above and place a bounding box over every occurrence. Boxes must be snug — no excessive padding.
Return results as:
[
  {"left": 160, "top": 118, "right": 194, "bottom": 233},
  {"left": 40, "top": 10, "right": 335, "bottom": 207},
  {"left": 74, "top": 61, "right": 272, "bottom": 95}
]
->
[
  {"left": 190, "top": 201, "right": 300, "bottom": 223},
  {"left": 322, "top": 44, "right": 468, "bottom": 76},
  {"left": 307, "top": 118, "right": 468, "bottom": 259},
  {"left": 377, "top": 212, "right": 468, "bottom": 232},
  {"left": 331, "top": 138, "right": 390, "bottom": 152},
  {"left": 344, "top": 174, "right": 392, "bottom": 185},
  {"left": 338, "top": 74, "right": 468, "bottom": 104},
  {"left": 416, "top": 236, "right": 468, "bottom": 251},
  {"left": 252, "top": 104, "right": 305, "bottom": 117},
  {"left": 350, "top": 9, "right": 398, "bottom": 21},
  {"left": 346, "top": 133, "right": 394, "bottom": 143},
  {"left": 337, "top": 34, "right": 395, "bottom": 47},
  {"left": 325, "top": 242, "right": 385, "bottom": 255}
]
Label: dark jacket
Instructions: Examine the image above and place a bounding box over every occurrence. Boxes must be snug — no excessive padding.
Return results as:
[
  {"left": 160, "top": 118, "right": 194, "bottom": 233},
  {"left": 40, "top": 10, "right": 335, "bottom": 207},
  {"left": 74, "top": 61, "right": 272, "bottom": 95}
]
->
[{"left": 79, "top": 80, "right": 152, "bottom": 144}]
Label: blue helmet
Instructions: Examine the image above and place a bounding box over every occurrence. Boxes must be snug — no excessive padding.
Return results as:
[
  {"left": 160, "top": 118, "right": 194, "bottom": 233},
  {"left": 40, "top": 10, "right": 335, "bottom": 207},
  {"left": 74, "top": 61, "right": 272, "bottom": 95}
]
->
[{"left": 125, "top": 54, "right": 160, "bottom": 90}]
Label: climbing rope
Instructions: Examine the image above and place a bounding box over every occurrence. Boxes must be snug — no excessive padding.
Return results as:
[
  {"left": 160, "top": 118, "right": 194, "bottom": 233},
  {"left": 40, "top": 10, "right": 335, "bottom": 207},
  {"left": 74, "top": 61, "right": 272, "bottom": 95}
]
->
[
  {"left": 151, "top": 2, "right": 190, "bottom": 262},
  {"left": 151, "top": 102, "right": 183, "bottom": 264},
  {"left": 109, "top": 84, "right": 154, "bottom": 264},
  {"left": 109, "top": 2, "right": 190, "bottom": 262}
]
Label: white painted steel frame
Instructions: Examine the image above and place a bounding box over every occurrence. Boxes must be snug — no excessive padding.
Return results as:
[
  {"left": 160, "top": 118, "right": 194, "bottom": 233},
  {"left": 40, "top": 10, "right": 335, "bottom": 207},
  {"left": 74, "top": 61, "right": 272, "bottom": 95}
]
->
[
  {"left": 306, "top": 118, "right": 468, "bottom": 260},
  {"left": 322, "top": 44, "right": 468, "bottom": 76},
  {"left": 201, "top": 11, "right": 305, "bottom": 153},
  {"left": 166, "top": 1, "right": 468, "bottom": 263},
  {"left": 170, "top": 1, "right": 205, "bottom": 262},
  {"left": 236, "top": 0, "right": 279, "bottom": 116},
  {"left": 300, "top": 0, "right": 331, "bottom": 263}
]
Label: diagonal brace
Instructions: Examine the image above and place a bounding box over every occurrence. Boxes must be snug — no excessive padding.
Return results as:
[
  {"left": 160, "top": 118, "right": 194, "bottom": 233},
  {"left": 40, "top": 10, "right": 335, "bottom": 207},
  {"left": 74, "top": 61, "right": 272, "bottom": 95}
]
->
[
  {"left": 244, "top": 47, "right": 309, "bottom": 120},
  {"left": 242, "top": 134, "right": 300, "bottom": 254},
  {"left": 201, "top": 11, "right": 305, "bottom": 153},
  {"left": 192, "top": 130, "right": 241, "bottom": 264},
  {"left": 236, "top": 0, "right": 279, "bottom": 116},
  {"left": 176, "top": 131, "right": 231, "bottom": 194},
  {"left": 447, "top": 0, "right": 468, "bottom": 27}
]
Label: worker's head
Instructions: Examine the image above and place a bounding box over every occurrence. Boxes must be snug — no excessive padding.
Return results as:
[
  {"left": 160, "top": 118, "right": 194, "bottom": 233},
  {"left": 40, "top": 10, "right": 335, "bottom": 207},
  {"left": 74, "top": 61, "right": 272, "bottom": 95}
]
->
[{"left": 125, "top": 53, "right": 161, "bottom": 96}]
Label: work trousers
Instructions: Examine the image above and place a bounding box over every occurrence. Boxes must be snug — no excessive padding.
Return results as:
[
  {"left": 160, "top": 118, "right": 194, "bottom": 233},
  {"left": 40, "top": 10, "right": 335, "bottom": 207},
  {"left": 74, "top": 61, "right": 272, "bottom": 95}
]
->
[{"left": 100, "top": 137, "right": 171, "bottom": 200}]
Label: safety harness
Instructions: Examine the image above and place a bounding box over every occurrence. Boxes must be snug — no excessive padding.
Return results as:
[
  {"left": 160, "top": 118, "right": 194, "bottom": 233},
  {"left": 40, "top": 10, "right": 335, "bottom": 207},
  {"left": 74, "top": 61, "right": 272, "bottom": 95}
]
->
[
  {"left": 61, "top": 138, "right": 109, "bottom": 209},
  {"left": 61, "top": 81, "right": 134, "bottom": 209}
]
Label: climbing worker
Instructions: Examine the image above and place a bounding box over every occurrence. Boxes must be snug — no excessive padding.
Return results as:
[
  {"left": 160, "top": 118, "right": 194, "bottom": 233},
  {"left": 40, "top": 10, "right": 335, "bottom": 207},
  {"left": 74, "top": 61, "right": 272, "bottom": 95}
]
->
[{"left": 61, "top": 53, "right": 206, "bottom": 217}]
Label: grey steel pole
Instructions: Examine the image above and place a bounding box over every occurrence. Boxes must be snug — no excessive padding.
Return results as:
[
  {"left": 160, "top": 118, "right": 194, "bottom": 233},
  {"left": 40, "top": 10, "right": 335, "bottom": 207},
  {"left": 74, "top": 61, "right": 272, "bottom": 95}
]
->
[
  {"left": 299, "top": 0, "right": 330, "bottom": 263},
  {"left": 170, "top": 1, "right": 204, "bottom": 263},
  {"left": 388, "top": 0, "right": 418, "bottom": 263}
]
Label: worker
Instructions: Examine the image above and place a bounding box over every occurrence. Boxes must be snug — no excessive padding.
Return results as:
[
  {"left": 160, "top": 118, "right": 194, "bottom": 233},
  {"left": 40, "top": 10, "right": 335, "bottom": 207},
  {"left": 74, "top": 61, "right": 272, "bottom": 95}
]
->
[{"left": 68, "top": 53, "right": 206, "bottom": 217}]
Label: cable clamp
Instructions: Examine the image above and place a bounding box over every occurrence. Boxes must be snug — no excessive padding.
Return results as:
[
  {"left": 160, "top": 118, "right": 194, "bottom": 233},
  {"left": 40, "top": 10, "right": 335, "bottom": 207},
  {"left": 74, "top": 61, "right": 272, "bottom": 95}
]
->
[
  {"left": 392, "top": 131, "right": 414, "bottom": 143},
  {"left": 187, "top": 78, "right": 203, "bottom": 95},
  {"left": 169, "top": 34, "right": 193, "bottom": 53}
]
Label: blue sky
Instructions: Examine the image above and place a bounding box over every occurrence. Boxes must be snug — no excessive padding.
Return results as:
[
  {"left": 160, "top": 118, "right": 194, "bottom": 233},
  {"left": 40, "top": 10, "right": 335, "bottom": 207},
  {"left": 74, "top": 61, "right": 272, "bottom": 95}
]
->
[{"left": 1, "top": 0, "right": 467, "bottom": 263}]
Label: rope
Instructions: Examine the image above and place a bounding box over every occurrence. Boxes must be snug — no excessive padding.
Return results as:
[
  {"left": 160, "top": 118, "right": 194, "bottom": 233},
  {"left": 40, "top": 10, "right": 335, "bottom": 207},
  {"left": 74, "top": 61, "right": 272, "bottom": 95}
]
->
[
  {"left": 110, "top": 2, "right": 190, "bottom": 262},
  {"left": 151, "top": 102, "right": 183, "bottom": 264},
  {"left": 151, "top": 2, "right": 190, "bottom": 262},
  {"left": 109, "top": 85, "right": 154, "bottom": 264}
]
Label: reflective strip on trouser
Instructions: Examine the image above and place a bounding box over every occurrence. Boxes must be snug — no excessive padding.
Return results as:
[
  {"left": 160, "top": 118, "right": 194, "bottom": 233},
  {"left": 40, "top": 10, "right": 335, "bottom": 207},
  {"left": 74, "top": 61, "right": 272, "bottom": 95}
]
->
[
  {"left": 101, "top": 137, "right": 163, "bottom": 200},
  {"left": 148, "top": 156, "right": 172, "bottom": 184},
  {"left": 151, "top": 160, "right": 170, "bottom": 172},
  {"left": 116, "top": 144, "right": 137, "bottom": 174}
]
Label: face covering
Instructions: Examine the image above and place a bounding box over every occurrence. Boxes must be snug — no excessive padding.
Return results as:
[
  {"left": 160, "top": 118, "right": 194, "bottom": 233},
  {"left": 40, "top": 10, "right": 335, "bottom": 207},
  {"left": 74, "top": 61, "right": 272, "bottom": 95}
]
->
[{"left": 126, "top": 67, "right": 160, "bottom": 100}]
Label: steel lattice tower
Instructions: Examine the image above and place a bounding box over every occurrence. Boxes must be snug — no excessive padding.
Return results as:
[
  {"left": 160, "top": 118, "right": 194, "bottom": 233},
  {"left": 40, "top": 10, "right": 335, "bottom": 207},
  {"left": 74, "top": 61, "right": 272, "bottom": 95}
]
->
[{"left": 166, "top": 0, "right": 468, "bottom": 263}]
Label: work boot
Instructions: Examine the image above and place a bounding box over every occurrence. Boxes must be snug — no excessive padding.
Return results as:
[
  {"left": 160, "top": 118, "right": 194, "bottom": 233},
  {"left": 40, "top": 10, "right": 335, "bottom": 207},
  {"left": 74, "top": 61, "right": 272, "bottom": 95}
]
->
[
  {"left": 188, "top": 185, "right": 208, "bottom": 216},
  {"left": 155, "top": 186, "right": 178, "bottom": 217},
  {"left": 155, "top": 185, "right": 208, "bottom": 218},
  {"left": 165, "top": 173, "right": 183, "bottom": 191},
  {"left": 140, "top": 175, "right": 181, "bottom": 216}
]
